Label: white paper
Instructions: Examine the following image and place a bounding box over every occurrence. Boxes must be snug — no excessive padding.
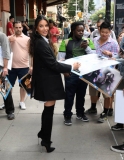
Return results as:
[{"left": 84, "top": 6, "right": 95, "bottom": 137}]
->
[
  {"left": 115, "top": 90, "right": 124, "bottom": 123},
  {"left": 0, "top": 46, "right": 13, "bottom": 70},
  {"left": 60, "top": 54, "right": 120, "bottom": 76},
  {"left": 7, "top": 52, "right": 13, "bottom": 70}
]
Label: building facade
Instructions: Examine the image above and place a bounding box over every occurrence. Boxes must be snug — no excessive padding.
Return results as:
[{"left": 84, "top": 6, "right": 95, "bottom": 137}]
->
[{"left": 0, "top": 0, "right": 67, "bottom": 34}]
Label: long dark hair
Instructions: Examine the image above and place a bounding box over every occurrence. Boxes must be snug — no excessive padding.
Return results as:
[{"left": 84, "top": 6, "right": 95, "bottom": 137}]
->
[{"left": 29, "top": 15, "right": 54, "bottom": 57}]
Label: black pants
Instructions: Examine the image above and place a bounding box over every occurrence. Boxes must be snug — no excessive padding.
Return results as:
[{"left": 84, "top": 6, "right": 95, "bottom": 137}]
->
[
  {"left": 64, "top": 73, "right": 87, "bottom": 118},
  {"left": 3, "top": 91, "right": 14, "bottom": 114}
]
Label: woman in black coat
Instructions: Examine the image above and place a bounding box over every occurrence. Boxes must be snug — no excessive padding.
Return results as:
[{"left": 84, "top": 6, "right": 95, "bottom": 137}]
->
[{"left": 29, "top": 15, "right": 80, "bottom": 153}]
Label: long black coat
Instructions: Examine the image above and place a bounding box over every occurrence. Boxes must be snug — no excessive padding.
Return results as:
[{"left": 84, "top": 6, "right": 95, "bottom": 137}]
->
[{"left": 31, "top": 35, "right": 71, "bottom": 101}]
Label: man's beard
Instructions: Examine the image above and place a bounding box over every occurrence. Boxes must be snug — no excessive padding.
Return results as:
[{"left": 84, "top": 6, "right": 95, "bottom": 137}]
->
[{"left": 15, "top": 31, "right": 21, "bottom": 35}]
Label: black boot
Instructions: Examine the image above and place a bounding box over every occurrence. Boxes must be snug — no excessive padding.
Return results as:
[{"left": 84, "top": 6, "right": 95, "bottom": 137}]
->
[
  {"left": 37, "top": 109, "right": 52, "bottom": 144},
  {"left": 40, "top": 105, "right": 55, "bottom": 152},
  {"left": 41, "top": 140, "right": 55, "bottom": 153}
]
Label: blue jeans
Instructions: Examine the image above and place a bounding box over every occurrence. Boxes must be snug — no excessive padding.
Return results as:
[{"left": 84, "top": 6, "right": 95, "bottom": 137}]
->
[{"left": 64, "top": 73, "right": 87, "bottom": 118}]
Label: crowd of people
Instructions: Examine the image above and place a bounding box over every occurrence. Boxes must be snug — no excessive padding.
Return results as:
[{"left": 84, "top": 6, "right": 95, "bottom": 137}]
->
[{"left": 0, "top": 14, "right": 124, "bottom": 153}]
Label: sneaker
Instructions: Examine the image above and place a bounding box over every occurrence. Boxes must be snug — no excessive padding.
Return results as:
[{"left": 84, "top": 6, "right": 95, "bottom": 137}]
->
[
  {"left": 111, "top": 143, "right": 124, "bottom": 153},
  {"left": 64, "top": 117, "right": 72, "bottom": 126},
  {"left": 111, "top": 123, "right": 124, "bottom": 131},
  {"left": 19, "top": 102, "right": 26, "bottom": 110},
  {"left": 0, "top": 104, "right": 5, "bottom": 110},
  {"left": 76, "top": 114, "right": 89, "bottom": 122},
  {"left": 97, "top": 112, "right": 107, "bottom": 123},
  {"left": 108, "top": 109, "right": 113, "bottom": 116},
  {"left": 85, "top": 108, "right": 97, "bottom": 114},
  {"left": 7, "top": 113, "right": 15, "bottom": 120}
]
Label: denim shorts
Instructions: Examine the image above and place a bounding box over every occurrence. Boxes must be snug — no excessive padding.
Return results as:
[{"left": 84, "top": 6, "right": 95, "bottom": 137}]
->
[{"left": 8, "top": 67, "right": 29, "bottom": 87}]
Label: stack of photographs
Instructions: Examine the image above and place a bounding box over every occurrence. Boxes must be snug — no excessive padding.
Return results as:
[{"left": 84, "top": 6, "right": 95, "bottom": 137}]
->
[{"left": 0, "top": 71, "right": 12, "bottom": 100}]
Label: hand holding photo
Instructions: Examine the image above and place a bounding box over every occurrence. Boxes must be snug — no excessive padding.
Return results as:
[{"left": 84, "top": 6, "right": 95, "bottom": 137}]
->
[
  {"left": 0, "top": 71, "right": 12, "bottom": 100},
  {"left": 72, "top": 62, "right": 81, "bottom": 71}
]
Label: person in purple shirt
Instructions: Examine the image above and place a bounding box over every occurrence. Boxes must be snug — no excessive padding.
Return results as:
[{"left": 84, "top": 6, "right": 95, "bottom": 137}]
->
[{"left": 85, "top": 22, "right": 119, "bottom": 123}]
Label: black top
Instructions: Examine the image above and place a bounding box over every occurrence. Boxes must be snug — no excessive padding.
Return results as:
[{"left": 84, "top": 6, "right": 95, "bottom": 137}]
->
[
  {"left": 65, "top": 39, "right": 86, "bottom": 59},
  {"left": 31, "top": 34, "right": 71, "bottom": 101}
]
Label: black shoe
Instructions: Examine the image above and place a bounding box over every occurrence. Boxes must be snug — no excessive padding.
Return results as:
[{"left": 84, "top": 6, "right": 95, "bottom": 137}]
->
[
  {"left": 108, "top": 109, "right": 113, "bottom": 116},
  {"left": 64, "top": 117, "right": 72, "bottom": 126},
  {"left": 85, "top": 108, "right": 97, "bottom": 114},
  {"left": 111, "top": 123, "right": 124, "bottom": 131},
  {"left": 37, "top": 131, "right": 53, "bottom": 144},
  {"left": 41, "top": 140, "right": 55, "bottom": 153},
  {"left": 76, "top": 114, "right": 89, "bottom": 122},
  {"left": 7, "top": 113, "right": 15, "bottom": 120},
  {"left": 97, "top": 112, "right": 107, "bottom": 123},
  {"left": 111, "top": 143, "right": 124, "bottom": 153}
]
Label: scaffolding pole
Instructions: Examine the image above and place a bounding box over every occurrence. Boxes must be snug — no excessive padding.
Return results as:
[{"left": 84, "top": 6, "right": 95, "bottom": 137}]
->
[
  {"left": 83, "top": 0, "right": 89, "bottom": 24},
  {"left": 105, "top": 0, "right": 111, "bottom": 23}
]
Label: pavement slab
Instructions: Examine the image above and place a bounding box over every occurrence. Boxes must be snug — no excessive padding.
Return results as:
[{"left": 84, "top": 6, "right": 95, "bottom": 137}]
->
[{"left": 0, "top": 80, "right": 124, "bottom": 160}]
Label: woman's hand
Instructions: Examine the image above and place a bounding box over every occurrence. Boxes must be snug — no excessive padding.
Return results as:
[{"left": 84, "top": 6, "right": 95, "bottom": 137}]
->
[{"left": 73, "top": 62, "right": 81, "bottom": 70}]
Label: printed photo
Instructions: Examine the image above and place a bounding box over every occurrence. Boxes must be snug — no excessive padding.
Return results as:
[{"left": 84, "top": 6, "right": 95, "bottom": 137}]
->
[
  {"left": 20, "top": 73, "right": 32, "bottom": 95},
  {"left": 81, "top": 67, "right": 122, "bottom": 97},
  {"left": 0, "top": 75, "right": 12, "bottom": 100}
]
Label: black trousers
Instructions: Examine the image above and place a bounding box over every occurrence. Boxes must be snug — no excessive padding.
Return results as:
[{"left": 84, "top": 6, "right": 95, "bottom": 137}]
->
[
  {"left": 64, "top": 73, "right": 88, "bottom": 117},
  {"left": 3, "top": 91, "right": 14, "bottom": 114}
]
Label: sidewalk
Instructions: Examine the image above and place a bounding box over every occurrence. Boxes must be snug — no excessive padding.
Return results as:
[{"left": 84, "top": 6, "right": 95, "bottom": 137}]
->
[{"left": 0, "top": 79, "right": 123, "bottom": 160}]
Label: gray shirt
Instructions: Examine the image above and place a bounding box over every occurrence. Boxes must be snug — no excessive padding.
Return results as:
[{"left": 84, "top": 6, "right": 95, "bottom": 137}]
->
[{"left": 0, "top": 32, "right": 10, "bottom": 60}]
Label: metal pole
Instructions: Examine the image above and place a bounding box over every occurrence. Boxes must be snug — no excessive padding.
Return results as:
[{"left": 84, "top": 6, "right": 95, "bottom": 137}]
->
[
  {"left": 83, "top": 0, "right": 89, "bottom": 23},
  {"left": 105, "top": 0, "right": 111, "bottom": 23}
]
